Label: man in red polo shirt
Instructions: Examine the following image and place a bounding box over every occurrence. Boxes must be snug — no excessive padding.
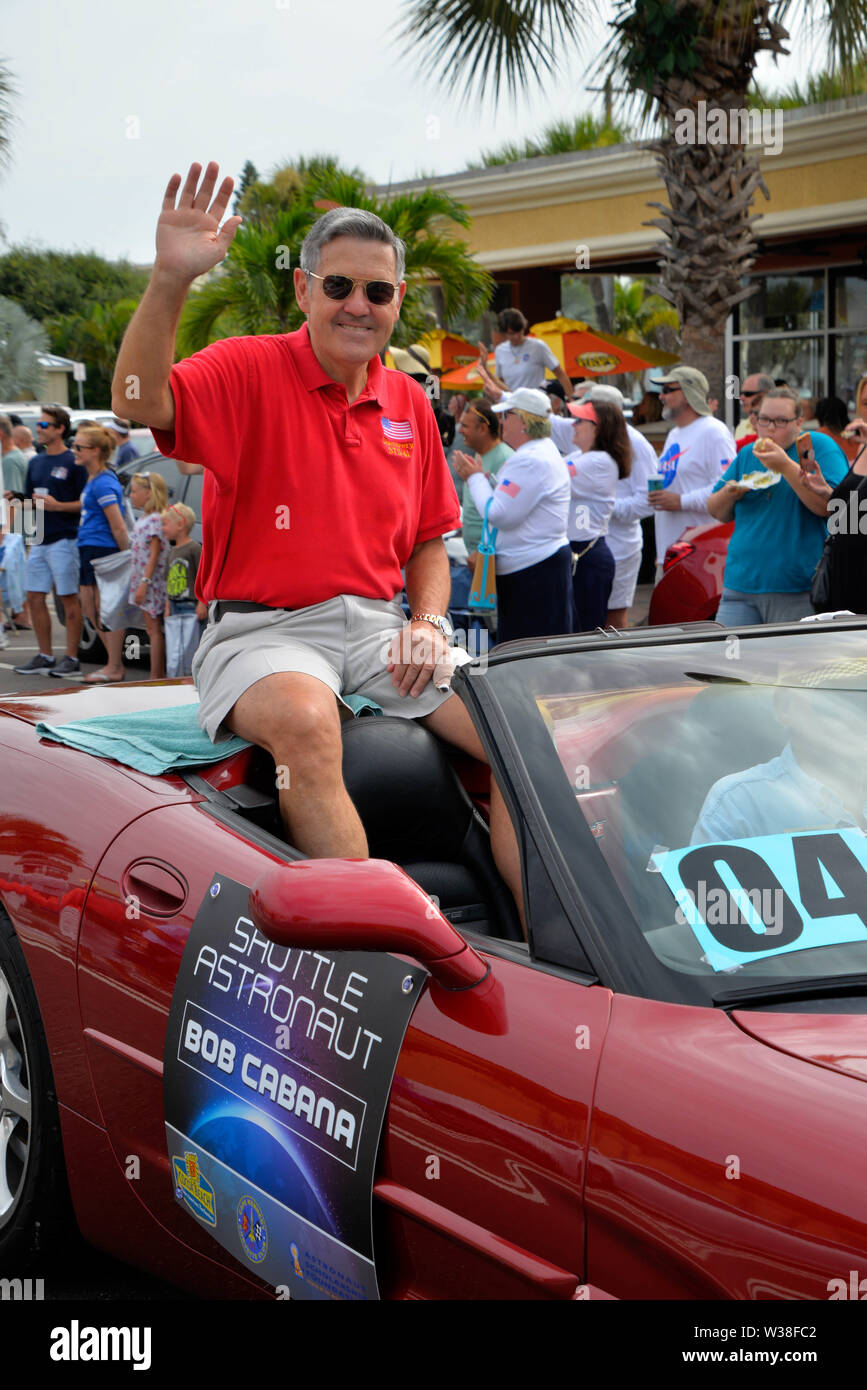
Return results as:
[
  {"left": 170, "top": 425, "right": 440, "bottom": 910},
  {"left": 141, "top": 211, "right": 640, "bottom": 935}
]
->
[{"left": 112, "top": 162, "right": 521, "bottom": 904}]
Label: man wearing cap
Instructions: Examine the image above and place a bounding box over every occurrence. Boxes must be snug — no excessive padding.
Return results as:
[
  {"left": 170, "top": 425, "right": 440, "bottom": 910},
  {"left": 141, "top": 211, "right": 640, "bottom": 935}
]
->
[
  {"left": 551, "top": 384, "right": 659, "bottom": 626},
  {"left": 108, "top": 419, "right": 140, "bottom": 467},
  {"left": 647, "top": 366, "right": 736, "bottom": 577},
  {"left": 112, "top": 161, "right": 525, "bottom": 917},
  {"left": 453, "top": 388, "right": 572, "bottom": 642}
]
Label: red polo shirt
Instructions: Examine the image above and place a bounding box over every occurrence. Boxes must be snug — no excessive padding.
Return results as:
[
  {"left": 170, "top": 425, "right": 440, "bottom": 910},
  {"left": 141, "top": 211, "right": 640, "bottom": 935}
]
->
[{"left": 152, "top": 324, "right": 459, "bottom": 609}]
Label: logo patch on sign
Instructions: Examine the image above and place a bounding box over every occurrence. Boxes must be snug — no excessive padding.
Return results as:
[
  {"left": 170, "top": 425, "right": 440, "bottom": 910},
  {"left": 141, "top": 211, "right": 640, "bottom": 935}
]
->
[
  {"left": 237, "top": 1194, "right": 268, "bottom": 1264},
  {"left": 173, "top": 1151, "right": 217, "bottom": 1226},
  {"left": 381, "top": 417, "right": 414, "bottom": 458}
]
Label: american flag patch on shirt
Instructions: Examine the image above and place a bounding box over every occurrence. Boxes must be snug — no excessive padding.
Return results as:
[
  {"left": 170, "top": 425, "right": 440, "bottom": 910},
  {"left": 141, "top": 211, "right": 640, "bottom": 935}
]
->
[
  {"left": 499, "top": 478, "right": 521, "bottom": 497},
  {"left": 381, "top": 417, "right": 414, "bottom": 442}
]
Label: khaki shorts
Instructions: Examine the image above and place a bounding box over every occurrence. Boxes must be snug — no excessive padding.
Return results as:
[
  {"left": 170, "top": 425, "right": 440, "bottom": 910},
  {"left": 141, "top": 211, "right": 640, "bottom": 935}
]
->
[{"left": 192, "top": 594, "right": 454, "bottom": 742}]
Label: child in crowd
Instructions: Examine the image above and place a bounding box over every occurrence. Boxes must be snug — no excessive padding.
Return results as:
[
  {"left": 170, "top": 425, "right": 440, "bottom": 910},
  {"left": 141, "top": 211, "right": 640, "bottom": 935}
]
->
[
  {"left": 128, "top": 472, "right": 170, "bottom": 679},
  {"left": 161, "top": 502, "right": 207, "bottom": 677}
]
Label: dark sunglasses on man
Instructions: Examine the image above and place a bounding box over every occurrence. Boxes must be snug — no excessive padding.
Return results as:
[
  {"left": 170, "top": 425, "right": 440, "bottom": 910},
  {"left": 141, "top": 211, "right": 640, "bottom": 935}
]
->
[{"left": 306, "top": 271, "right": 399, "bottom": 306}]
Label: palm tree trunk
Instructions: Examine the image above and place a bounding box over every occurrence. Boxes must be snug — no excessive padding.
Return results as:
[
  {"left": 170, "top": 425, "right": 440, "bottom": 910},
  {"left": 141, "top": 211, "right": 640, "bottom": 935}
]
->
[{"left": 641, "top": 0, "right": 788, "bottom": 405}]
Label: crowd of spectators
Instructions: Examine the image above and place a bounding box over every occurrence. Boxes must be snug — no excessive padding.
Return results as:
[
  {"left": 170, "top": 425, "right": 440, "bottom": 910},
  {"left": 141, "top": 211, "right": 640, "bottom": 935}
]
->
[{"left": 1, "top": 405, "right": 203, "bottom": 680}]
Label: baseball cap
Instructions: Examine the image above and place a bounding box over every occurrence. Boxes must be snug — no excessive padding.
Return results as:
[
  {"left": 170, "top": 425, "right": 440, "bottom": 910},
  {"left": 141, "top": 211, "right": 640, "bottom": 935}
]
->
[
  {"left": 544, "top": 380, "right": 567, "bottom": 401},
  {"left": 491, "top": 388, "right": 551, "bottom": 418},
  {"left": 569, "top": 384, "right": 624, "bottom": 413},
  {"left": 651, "top": 366, "right": 710, "bottom": 416}
]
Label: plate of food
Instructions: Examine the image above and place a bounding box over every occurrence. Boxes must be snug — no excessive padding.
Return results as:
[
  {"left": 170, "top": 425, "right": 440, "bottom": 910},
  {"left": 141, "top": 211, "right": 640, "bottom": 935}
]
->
[{"left": 739, "top": 466, "right": 782, "bottom": 490}]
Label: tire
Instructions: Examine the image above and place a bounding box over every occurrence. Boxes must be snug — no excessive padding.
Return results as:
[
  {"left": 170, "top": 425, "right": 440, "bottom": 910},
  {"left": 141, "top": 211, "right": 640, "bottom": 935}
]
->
[
  {"left": 0, "top": 907, "right": 70, "bottom": 1267},
  {"left": 51, "top": 591, "right": 108, "bottom": 665}
]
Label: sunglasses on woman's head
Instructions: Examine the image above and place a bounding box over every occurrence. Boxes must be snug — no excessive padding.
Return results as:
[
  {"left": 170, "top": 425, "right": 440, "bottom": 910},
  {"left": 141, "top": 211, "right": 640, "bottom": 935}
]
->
[{"left": 307, "top": 271, "right": 399, "bottom": 306}]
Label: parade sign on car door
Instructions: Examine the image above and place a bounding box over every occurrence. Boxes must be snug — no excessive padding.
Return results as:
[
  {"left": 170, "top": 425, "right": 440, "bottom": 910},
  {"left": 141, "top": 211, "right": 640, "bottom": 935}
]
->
[{"left": 164, "top": 875, "right": 426, "bottom": 1300}]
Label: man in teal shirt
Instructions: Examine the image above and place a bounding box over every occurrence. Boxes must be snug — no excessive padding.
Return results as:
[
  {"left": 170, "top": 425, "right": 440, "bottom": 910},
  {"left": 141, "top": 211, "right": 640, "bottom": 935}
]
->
[{"left": 707, "top": 387, "right": 848, "bottom": 624}]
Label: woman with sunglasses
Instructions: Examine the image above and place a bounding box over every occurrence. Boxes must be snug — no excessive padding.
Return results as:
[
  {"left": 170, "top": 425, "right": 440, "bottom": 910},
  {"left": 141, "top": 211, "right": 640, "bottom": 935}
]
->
[
  {"left": 454, "top": 388, "right": 572, "bottom": 643},
  {"left": 74, "top": 425, "right": 130, "bottom": 684},
  {"left": 566, "top": 400, "right": 631, "bottom": 631}
]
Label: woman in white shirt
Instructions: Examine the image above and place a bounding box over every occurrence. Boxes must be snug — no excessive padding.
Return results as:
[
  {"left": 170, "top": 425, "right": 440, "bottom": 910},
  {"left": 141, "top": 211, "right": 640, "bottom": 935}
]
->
[
  {"left": 453, "top": 388, "right": 572, "bottom": 643},
  {"left": 567, "top": 400, "right": 632, "bottom": 631}
]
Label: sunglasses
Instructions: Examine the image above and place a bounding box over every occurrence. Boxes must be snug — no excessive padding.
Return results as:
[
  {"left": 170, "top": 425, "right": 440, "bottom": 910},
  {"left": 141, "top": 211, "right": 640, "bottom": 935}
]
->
[
  {"left": 306, "top": 271, "right": 399, "bottom": 306},
  {"left": 658, "top": 385, "right": 682, "bottom": 396},
  {"left": 740, "top": 390, "right": 761, "bottom": 399},
  {"left": 71, "top": 443, "right": 95, "bottom": 451},
  {"left": 37, "top": 419, "right": 59, "bottom": 428}
]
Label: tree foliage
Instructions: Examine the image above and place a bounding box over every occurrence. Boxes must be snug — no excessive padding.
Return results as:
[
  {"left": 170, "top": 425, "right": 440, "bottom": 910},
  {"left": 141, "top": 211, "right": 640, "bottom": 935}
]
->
[
  {"left": 0, "top": 248, "right": 148, "bottom": 324},
  {"left": 178, "top": 160, "right": 493, "bottom": 355},
  {"left": 0, "top": 297, "right": 49, "bottom": 399},
  {"left": 469, "top": 113, "right": 635, "bottom": 168}
]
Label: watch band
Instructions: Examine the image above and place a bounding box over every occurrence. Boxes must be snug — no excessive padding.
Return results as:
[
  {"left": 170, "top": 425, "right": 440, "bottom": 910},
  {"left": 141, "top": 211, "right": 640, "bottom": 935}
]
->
[{"left": 412, "top": 611, "right": 450, "bottom": 637}]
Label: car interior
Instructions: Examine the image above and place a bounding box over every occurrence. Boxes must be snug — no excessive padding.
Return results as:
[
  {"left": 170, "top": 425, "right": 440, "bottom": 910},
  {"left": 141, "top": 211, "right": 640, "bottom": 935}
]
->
[{"left": 184, "top": 714, "right": 525, "bottom": 943}]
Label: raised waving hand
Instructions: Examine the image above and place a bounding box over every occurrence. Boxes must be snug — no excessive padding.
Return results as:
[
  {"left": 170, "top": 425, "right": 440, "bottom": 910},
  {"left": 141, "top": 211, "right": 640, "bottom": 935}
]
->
[{"left": 155, "top": 161, "right": 242, "bottom": 283}]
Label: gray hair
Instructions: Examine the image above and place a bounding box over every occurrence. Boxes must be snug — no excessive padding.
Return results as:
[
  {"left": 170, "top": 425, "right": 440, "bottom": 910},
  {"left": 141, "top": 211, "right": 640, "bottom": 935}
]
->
[
  {"left": 518, "top": 413, "right": 552, "bottom": 440},
  {"left": 752, "top": 373, "right": 776, "bottom": 393},
  {"left": 299, "top": 207, "right": 406, "bottom": 283},
  {"left": 0, "top": 415, "right": 12, "bottom": 440}
]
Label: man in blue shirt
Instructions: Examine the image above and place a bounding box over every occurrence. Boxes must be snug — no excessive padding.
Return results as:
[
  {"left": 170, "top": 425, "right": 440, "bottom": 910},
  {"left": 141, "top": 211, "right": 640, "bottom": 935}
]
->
[
  {"left": 13, "top": 405, "right": 88, "bottom": 675},
  {"left": 109, "top": 418, "right": 140, "bottom": 467},
  {"left": 707, "top": 386, "right": 848, "bottom": 625}
]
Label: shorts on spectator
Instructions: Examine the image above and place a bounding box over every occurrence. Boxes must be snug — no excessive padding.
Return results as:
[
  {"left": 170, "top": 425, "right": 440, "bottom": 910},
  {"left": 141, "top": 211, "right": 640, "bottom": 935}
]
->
[
  {"left": 608, "top": 546, "right": 642, "bottom": 611},
  {"left": 716, "top": 588, "right": 813, "bottom": 626},
  {"left": 78, "top": 544, "right": 118, "bottom": 588},
  {"left": 25, "top": 537, "right": 80, "bottom": 595},
  {"left": 193, "top": 593, "right": 454, "bottom": 743}
]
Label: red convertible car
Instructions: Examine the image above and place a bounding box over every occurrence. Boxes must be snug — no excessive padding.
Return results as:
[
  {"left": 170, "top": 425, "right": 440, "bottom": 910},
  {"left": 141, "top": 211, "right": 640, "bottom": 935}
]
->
[{"left": 2, "top": 620, "right": 867, "bottom": 1300}]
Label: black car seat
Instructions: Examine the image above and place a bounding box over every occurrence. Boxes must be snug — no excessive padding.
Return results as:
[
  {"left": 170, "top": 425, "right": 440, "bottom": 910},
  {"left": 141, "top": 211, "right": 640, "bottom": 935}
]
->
[{"left": 339, "top": 716, "right": 524, "bottom": 942}]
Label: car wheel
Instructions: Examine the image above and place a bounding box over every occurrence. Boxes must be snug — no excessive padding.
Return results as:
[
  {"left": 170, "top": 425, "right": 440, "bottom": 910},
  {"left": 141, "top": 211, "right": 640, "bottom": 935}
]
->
[
  {"left": 51, "top": 592, "right": 108, "bottom": 665},
  {"left": 0, "top": 907, "right": 69, "bottom": 1266}
]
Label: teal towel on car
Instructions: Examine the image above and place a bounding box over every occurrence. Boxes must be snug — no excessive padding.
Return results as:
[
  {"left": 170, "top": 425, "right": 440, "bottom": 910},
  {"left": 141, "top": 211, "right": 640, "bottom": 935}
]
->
[{"left": 35, "top": 694, "right": 382, "bottom": 775}]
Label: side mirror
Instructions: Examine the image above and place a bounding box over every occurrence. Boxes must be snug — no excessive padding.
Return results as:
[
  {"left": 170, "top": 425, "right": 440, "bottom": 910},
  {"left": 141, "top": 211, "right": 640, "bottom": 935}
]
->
[{"left": 249, "top": 859, "right": 490, "bottom": 990}]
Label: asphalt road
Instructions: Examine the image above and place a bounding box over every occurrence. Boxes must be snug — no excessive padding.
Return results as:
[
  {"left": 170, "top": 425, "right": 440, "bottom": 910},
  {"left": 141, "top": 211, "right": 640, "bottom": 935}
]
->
[{"left": 0, "top": 611, "right": 145, "bottom": 695}]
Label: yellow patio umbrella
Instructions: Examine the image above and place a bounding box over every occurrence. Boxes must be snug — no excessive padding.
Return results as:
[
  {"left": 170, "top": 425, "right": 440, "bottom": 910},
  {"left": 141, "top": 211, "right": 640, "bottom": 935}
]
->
[
  {"left": 530, "top": 317, "right": 679, "bottom": 377},
  {"left": 385, "top": 330, "right": 481, "bottom": 374}
]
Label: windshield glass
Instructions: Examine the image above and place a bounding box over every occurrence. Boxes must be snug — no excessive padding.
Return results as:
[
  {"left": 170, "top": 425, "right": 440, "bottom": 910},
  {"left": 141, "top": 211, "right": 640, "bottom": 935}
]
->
[{"left": 489, "top": 629, "right": 867, "bottom": 1003}]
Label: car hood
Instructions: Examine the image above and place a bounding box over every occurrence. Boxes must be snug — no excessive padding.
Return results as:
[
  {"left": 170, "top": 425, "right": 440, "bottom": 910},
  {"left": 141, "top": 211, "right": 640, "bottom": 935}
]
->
[
  {"left": 0, "top": 677, "right": 199, "bottom": 727},
  {"left": 731, "top": 1009, "right": 867, "bottom": 1085}
]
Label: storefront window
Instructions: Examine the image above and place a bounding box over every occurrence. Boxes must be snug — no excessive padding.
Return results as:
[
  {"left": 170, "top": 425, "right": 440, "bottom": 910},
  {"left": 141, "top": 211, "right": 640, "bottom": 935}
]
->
[
  {"left": 739, "top": 274, "right": 825, "bottom": 334},
  {"left": 835, "top": 272, "right": 867, "bottom": 329},
  {"left": 834, "top": 334, "right": 867, "bottom": 411},
  {"left": 736, "top": 337, "right": 825, "bottom": 401}
]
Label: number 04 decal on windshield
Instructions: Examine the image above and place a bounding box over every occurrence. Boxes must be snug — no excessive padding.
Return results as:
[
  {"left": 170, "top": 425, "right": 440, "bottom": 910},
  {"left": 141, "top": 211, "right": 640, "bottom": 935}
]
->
[{"left": 654, "top": 829, "right": 867, "bottom": 972}]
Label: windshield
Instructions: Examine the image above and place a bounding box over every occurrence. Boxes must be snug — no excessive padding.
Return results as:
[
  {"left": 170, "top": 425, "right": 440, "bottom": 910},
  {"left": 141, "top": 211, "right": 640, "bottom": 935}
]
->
[{"left": 485, "top": 629, "right": 867, "bottom": 1004}]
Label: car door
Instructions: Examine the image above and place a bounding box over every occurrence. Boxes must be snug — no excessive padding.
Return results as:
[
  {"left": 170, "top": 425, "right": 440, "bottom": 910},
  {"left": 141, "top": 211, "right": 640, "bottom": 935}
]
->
[{"left": 77, "top": 791, "right": 610, "bottom": 1299}]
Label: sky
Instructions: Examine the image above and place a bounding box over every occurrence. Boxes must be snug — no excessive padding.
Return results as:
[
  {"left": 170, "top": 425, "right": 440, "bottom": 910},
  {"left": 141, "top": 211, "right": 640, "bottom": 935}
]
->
[{"left": 2, "top": 0, "right": 810, "bottom": 266}]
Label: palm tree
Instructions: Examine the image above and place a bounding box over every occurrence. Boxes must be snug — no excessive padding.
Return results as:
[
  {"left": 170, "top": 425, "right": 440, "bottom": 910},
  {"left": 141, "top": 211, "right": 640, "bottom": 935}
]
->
[
  {"left": 0, "top": 58, "right": 15, "bottom": 174},
  {"left": 397, "top": 0, "right": 867, "bottom": 402},
  {"left": 614, "top": 276, "right": 680, "bottom": 354},
  {"left": 178, "top": 167, "right": 493, "bottom": 355},
  {"left": 0, "top": 297, "right": 49, "bottom": 399},
  {"left": 47, "top": 299, "right": 139, "bottom": 407}
]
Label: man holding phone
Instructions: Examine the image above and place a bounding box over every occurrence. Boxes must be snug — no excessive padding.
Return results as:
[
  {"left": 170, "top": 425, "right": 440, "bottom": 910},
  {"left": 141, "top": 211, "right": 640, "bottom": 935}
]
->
[{"left": 707, "top": 386, "right": 849, "bottom": 625}]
